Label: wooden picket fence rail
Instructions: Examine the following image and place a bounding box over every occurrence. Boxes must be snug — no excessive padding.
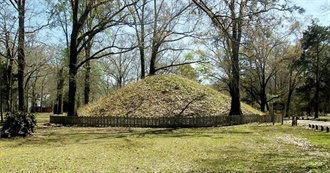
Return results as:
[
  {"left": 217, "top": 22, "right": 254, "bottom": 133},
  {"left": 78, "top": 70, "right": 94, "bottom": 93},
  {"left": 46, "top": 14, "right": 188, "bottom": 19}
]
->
[{"left": 50, "top": 114, "right": 279, "bottom": 128}]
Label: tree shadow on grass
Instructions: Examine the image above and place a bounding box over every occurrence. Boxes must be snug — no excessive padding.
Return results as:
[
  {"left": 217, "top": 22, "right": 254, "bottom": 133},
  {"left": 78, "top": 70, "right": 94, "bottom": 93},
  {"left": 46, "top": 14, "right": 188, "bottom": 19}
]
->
[
  {"left": 136, "top": 128, "right": 177, "bottom": 137},
  {"left": 222, "top": 131, "right": 253, "bottom": 135},
  {"left": 135, "top": 127, "right": 227, "bottom": 139},
  {"left": 8, "top": 126, "right": 188, "bottom": 146},
  {"left": 8, "top": 131, "right": 139, "bottom": 148},
  {"left": 189, "top": 151, "right": 322, "bottom": 173},
  {"left": 2, "top": 125, "right": 258, "bottom": 147}
]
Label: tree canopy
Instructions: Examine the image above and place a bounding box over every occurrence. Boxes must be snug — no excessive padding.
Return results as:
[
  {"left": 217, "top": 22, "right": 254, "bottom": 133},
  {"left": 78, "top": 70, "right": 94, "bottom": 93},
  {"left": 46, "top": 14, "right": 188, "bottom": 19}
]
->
[{"left": 0, "top": 0, "right": 329, "bottom": 118}]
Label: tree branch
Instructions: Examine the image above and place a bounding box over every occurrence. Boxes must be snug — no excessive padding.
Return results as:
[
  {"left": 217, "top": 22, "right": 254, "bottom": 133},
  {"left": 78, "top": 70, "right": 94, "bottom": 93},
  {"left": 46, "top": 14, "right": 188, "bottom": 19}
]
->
[
  {"left": 76, "top": 45, "right": 137, "bottom": 70},
  {"left": 176, "top": 94, "right": 206, "bottom": 117},
  {"left": 155, "top": 60, "right": 207, "bottom": 73}
]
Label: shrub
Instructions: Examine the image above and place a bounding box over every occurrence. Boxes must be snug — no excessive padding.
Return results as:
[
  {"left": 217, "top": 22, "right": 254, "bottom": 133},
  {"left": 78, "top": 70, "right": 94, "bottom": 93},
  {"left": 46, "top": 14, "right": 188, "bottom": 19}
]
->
[{"left": 1, "top": 112, "right": 37, "bottom": 138}]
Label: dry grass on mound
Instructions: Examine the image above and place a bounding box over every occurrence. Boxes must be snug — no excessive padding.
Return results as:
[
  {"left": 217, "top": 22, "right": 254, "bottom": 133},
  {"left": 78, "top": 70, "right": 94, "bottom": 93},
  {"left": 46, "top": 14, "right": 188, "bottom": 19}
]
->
[{"left": 78, "top": 75, "right": 262, "bottom": 117}]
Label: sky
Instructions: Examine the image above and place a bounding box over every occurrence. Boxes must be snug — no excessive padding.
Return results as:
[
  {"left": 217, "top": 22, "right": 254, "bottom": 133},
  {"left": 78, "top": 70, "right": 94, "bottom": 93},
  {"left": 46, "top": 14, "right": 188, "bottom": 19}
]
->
[
  {"left": 36, "top": 0, "right": 330, "bottom": 46},
  {"left": 292, "top": 0, "right": 330, "bottom": 26}
]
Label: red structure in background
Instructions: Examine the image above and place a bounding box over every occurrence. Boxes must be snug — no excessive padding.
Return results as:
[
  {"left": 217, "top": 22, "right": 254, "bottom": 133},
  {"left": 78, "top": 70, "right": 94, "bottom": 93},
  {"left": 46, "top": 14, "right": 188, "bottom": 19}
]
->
[{"left": 34, "top": 107, "right": 52, "bottom": 113}]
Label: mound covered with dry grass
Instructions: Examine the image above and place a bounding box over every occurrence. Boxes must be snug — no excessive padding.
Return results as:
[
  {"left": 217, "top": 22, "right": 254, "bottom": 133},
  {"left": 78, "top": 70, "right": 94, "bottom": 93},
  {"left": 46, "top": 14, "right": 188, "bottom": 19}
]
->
[{"left": 78, "top": 75, "right": 262, "bottom": 117}]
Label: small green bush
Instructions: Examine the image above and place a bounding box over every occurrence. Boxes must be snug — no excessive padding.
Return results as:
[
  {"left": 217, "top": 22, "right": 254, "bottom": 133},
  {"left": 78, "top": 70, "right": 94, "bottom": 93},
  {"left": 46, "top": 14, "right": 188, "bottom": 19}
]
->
[{"left": 1, "top": 112, "right": 37, "bottom": 138}]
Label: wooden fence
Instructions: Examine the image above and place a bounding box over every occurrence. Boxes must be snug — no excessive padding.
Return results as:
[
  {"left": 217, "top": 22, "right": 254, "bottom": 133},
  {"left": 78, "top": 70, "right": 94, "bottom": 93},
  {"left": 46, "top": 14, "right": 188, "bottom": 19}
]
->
[{"left": 50, "top": 114, "right": 280, "bottom": 128}]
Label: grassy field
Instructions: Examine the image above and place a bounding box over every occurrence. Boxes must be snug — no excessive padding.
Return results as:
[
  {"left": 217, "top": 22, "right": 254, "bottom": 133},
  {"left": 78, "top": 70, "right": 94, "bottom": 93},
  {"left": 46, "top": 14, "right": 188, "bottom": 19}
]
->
[{"left": 0, "top": 114, "right": 329, "bottom": 173}]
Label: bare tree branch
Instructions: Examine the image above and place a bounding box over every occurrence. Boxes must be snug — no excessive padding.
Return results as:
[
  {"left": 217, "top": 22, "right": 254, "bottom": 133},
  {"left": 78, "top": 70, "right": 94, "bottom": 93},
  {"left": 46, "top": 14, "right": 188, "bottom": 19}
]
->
[
  {"left": 76, "top": 45, "right": 137, "bottom": 70},
  {"left": 155, "top": 60, "right": 207, "bottom": 73}
]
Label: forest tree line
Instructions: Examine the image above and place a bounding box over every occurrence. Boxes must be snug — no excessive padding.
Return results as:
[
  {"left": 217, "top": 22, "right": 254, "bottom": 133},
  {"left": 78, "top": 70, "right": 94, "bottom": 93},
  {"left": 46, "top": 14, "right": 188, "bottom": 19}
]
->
[{"left": 0, "top": 0, "right": 329, "bottom": 119}]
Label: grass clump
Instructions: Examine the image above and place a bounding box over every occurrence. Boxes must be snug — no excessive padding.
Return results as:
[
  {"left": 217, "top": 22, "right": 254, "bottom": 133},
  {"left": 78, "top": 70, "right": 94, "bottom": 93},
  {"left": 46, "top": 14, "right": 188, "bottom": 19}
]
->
[{"left": 79, "top": 75, "right": 262, "bottom": 117}]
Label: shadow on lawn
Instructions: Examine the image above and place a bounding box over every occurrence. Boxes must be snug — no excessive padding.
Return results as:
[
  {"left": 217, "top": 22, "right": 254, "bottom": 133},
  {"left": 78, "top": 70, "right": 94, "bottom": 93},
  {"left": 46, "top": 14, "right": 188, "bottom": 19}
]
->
[
  {"left": 136, "top": 128, "right": 177, "bottom": 137},
  {"left": 2, "top": 125, "right": 263, "bottom": 147},
  {"left": 190, "top": 150, "right": 326, "bottom": 173},
  {"left": 135, "top": 127, "right": 228, "bottom": 138},
  {"left": 2, "top": 126, "right": 213, "bottom": 146}
]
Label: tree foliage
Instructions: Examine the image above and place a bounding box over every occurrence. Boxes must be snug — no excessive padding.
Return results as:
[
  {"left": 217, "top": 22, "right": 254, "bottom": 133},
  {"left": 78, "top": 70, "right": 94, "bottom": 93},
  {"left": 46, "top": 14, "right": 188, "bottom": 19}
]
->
[
  {"left": 295, "top": 23, "right": 330, "bottom": 118},
  {"left": 1, "top": 112, "right": 37, "bottom": 138},
  {"left": 1, "top": 0, "right": 328, "bottom": 119},
  {"left": 67, "top": 0, "right": 137, "bottom": 116},
  {"left": 192, "top": 0, "right": 301, "bottom": 115}
]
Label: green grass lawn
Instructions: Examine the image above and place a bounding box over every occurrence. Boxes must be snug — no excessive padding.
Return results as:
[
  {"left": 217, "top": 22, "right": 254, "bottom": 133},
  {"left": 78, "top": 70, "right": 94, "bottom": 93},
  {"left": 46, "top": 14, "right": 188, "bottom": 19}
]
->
[{"left": 0, "top": 113, "right": 329, "bottom": 173}]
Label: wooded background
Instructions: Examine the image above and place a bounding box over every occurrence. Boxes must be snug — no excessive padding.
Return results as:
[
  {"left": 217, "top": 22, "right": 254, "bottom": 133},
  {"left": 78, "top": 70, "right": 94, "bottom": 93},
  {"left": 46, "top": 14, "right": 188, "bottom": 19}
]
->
[{"left": 0, "top": 0, "right": 329, "bottom": 119}]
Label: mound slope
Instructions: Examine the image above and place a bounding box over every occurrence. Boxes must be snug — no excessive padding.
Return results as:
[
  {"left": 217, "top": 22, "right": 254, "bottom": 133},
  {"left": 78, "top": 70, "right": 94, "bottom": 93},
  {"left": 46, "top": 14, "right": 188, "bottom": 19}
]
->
[{"left": 78, "top": 75, "right": 262, "bottom": 117}]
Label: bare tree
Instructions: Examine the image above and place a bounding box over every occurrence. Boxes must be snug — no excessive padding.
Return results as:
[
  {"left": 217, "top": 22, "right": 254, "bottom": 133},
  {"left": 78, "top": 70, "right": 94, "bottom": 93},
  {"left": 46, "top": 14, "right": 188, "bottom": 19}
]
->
[
  {"left": 283, "top": 44, "right": 303, "bottom": 117},
  {"left": 101, "top": 53, "right": 137, "bottom": 88},
  {"left": 67, "top": 0, "right": 137, "bottom": 116},
  {"left": 6, "top": 0, "right": 26, "bottom": 112},
  {"left": 149, "top": 0, "right": 200, "bottom": 75},
  {"left": 241, "top": 23, "right": 289, "bottom": 112},
  {"left": 24, "top": 41, "right": 52, "bottom": 112},
  {"left": 49, "top": 0, "right": 71, "bottom": 114},
  {"left": 1, "top": 0, "right": 50, "bottom": 112},
  {"left": 0, "top": 3, "right": 17, "bottom": 113},
  {"left": 130, "top": 0, "right": 201, "bottom": 78},
  {"left": 192, "top": 0, "right": 302, "bottom": 115},
  {"left": 130, "top": 0, "right": 147, "bottom": 79}
]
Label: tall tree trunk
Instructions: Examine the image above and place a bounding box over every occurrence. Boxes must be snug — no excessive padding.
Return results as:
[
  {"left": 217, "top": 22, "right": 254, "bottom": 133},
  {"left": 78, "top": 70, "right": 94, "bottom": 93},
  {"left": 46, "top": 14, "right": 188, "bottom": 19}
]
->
[
  {"left": 55, "top": 67, "right": 64, "bottom": 114},
  {"left": 139, "top": 0, "right": 146, "bottom": 79},
  {"left": 139, "top": 41, "right": 145, "bottom": 78},
  {"left": 260, "top": 94, "right": 267, "bottom": 112},
  {"left": 68, "top": 34, "right": 79, "bottom": 116},
  {"left": 286, "top": 89, "right": 293, "bottom": 118},
  {"left": 31, "top": 91, "right": 36, "bottom": 113},
  {"left": 229, "top": 4, "right": 242, "bottom": 116},
  {"left": 31, "top": 76, "right": 38, "bottom": 113},
  {"left": 6, "top": 59, "right": 13, "bottom": 113},
  {"left": 149, "top": 48, "right": 157, "bottom": 75},
  {"left": 139, "top": 46, "right": 146, "bottom": 79},
  {"left": 260, "top": 82, "right": 267, "bottom": 112},
  {"left": 149, "top": 0, "right": 158, "bottom": 76},
  {"left": 68, "top": 47, "right": 78, "bottom": 116},
  {"left": 68, "top": 2, "right": 80, "bottom": 117},
  {"left": 40, "top": 77, "right": 46, "bottom": 112},
  {"left": 83, "top": 40, "right": 92, "bottom": 105},
  {"left": 5, "top": 29, "right": 13, "bottom": 113},
  {"left": 314, "top": 52, "right": 320, "bottom": 119},
  {"left": 84, "top": 61, "right": 91, "bottom": 105},
  {"left": 314, "top": 85, "right": 319, "bottom": 118},
  {"left": 68, "top": 66, "right": 78, "bottom": 116},
  {"left": 285, "top": 70, "right": 294, "bottom": 117},
  {"left": 314, "top": 79, "right": 320, "bottom": 119},
  {"left": 229, "top": 40, "right": 242, "bottom": 115},
  {"left": 83, "top": 8, "right": 94, "bottom": 104},
  {"left": 17, "top": 0, "right": 26, "bottom": 112}
]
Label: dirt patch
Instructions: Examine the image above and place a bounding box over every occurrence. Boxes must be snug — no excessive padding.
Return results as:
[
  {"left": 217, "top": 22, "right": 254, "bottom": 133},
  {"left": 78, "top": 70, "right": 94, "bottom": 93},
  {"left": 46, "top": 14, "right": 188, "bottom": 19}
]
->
[
  {"left": 277, "top": 134, "right": 330, "bottom": 159},
  {"left": 277, "top": 134, "right": 312, "bottom": 151}
]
